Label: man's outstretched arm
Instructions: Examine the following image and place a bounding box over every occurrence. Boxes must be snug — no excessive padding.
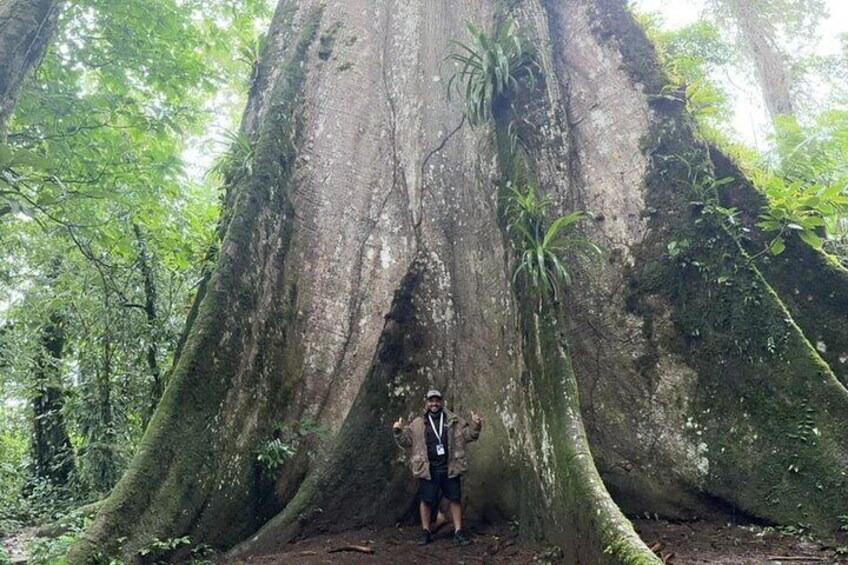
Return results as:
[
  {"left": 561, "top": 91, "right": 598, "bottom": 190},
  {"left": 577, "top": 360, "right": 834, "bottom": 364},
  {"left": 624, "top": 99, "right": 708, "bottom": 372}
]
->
[
  {"left": 463, "top": 411, "right": 484, "bottom": 442},
  {"left": 392, "top": 417, "right": 412, "bottom": 448}
]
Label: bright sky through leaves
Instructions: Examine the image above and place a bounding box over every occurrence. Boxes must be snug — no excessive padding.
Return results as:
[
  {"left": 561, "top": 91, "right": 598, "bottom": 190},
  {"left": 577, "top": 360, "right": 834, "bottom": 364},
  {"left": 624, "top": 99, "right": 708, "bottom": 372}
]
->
[{"left": 632, "top": 0, "right": 847, "bottom": 148}]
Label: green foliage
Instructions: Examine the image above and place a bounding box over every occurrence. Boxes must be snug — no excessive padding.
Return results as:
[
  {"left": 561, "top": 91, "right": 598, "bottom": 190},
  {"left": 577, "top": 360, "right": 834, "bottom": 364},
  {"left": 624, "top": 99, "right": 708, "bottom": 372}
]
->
[
  {"left": 838, "top": 514, "right": 848, "bottom": 532},
  {"left": 446, "top": 20, "right": 538, "bottom": 126},
  {"left": 0, "top": 0, "right": 271, "bottom": 534},
  {"left": 638, "top": 14, "right": 732, "bottom": 129},
  {"left": 27, "top": 510, "right": 89, "bottom": 564},
  {"left": 136, "top": 536, "right": 215, "bottom": 565},
  {"left": 209, "top": 130, "right": 255, "bottom": 182},
  {"left": 0, "top": 454, "right": 82, "bottom": 537},
  {"left": 256, "top": 439, "right": 296, "bottom": 471},
  {"left": 771, "top": 112, "right": 848, "bottom": 191},
  {"left": 256, "top": 418, "right": 327, "bottom": 472},
  {"left": 138, "top": 535, "right": 191, "bottom": 560},
  {"left": 754, "top": 175, "right": 830, "bottom": 253},
  {"left": 29, "top": 531, "right": 79, "bottom": 564},
  {"left": 0, "top": 412, "right": 28, "bottom": 534},
  {"left": 753, "top": 113, "right": 848, "bottom": 256},
  {"left": 505, "top": 184, "right": 600, "bottom": 302}
]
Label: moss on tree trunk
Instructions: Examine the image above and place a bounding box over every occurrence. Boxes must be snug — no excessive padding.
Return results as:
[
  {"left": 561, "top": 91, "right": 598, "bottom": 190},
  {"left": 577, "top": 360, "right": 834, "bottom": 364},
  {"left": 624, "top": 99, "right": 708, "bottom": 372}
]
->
[
  {"left": 711, "top": 148, "right": 848, "bottom": 387},
  {"left": 628, "top": 108, "right": 848, "bottom": 534},
  {"left": 512, "top": 294, "right": 660, "bottom": 564}
]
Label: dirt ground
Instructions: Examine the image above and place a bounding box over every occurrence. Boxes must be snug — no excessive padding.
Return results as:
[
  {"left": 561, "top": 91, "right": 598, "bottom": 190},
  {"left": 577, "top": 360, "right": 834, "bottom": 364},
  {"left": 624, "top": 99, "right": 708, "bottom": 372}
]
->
[
  {"left": 634, "top": 519, "right": 847, "bottom": 564},
  {"left": 224, "top": 520, "right": 848, "bottom": 565}
]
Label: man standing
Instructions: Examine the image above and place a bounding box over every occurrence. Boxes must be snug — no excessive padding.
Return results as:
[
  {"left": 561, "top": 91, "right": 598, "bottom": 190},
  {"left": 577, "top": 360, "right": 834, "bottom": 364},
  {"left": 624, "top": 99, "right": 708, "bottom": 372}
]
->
[{"left": 392, "top": 389, "right": 483, "bottom": 546}]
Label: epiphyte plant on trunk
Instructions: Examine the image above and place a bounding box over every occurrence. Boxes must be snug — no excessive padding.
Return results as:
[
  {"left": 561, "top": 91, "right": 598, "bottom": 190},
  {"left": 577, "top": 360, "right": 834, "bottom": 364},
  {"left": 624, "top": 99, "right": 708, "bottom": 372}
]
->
[
  {"left": 446, "top": 20, "right": 601, "bottom": 303},
  {"left": 256, "top": 418, "right": 327, "bottom": 472},
  {"left": 505, "top": 184, "right": 601, "bottom": 303},
  {"left": 445, "top": 20, "right": 539, "bottom": 127}
]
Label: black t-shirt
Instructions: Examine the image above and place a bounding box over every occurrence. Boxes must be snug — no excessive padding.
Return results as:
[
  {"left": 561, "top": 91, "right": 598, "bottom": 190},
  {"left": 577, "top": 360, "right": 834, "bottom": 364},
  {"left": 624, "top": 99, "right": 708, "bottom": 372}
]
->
[{"left": 424, "top": 411, "right": 449, "bottom": 471}]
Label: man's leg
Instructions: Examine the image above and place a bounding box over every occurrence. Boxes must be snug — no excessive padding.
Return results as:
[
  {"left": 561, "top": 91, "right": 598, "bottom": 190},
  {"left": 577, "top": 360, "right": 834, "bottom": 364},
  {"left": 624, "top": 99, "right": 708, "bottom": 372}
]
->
[
  {"left": 443, "top": 475, "right": 470, "bottom": 545},
  {"left": 419, "top": 500, "right": 433, "bottom": 530},
  {"left": 417, "top": 477, "right": 438, "bottom": 545},
  {"left": 449, "top": 500, "right": 462, "bottom": 531}
]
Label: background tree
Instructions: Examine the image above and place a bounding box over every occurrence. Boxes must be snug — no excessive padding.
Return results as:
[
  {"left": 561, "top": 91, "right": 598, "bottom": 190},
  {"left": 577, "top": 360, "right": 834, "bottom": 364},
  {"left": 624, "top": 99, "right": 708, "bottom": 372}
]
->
[
  {"left": 0, "top": 0, "right": 269, "bottom": 534},
  {"left": 29, "top": 307, "right": 75, "bottom": 488},
  {"left": 705, "top": 0, "right": 828, "bottom": 128}
]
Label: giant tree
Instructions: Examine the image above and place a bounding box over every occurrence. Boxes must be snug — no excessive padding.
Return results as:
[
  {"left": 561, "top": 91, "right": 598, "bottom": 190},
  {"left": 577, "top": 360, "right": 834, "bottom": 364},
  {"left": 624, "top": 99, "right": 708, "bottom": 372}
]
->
[{"left": 71, "top": 0, "right": 848, "bottom": 563}]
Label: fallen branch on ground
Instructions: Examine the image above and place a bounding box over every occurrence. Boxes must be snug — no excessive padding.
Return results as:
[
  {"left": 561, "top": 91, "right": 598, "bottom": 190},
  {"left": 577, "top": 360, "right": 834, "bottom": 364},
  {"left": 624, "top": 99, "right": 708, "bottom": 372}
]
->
[
  {"left": 328, "top": 545, "right": 375, "bottom": 554},
  {"left": 766, "top": 557, "right": 826, "bottom": 562}
]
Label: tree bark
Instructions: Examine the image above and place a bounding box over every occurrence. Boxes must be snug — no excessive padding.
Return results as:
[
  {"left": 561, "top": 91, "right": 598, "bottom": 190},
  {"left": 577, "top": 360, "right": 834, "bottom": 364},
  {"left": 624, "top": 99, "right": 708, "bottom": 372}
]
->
[
  {"left": 30, "top": 312, "right": 75, "bottom": 487},
  {"left": 133, "top": 223, "right": 162, "bottom": 425},
  {"left": 0, "top": 0, "right": 63, "bottom": 141},
  {"left": 71, "top": 0, "right": 848, "bottom": 562},
  {"left": 87, "top": 309, "right": 119, "bottom": 492}
]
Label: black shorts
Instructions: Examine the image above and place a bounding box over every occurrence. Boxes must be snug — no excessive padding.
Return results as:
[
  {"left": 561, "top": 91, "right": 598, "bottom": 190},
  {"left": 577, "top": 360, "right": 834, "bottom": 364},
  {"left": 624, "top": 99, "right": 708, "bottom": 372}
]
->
[{"left": 419, "top": 468, "right": 461, "bottom": 504}]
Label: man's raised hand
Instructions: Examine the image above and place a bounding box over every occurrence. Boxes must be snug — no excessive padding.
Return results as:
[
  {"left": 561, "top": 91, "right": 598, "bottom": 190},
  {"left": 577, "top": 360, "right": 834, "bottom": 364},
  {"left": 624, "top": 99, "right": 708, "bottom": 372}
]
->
[{"left": 393, "top": 417, "right": 404, "bottom": 430}]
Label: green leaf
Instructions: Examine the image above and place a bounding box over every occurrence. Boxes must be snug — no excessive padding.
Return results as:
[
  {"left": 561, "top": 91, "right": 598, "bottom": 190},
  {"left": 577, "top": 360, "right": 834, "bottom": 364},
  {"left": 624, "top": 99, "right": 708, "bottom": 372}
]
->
[
  {"left": 798, "top": 230, "right": 823, "bottom": 250},
  {"left": 769, "top": 237, "right": 786, "bottom": 255}
]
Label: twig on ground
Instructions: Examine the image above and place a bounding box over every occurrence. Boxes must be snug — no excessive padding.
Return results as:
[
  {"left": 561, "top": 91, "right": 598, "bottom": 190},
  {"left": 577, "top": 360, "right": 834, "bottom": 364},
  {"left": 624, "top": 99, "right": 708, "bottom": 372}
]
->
[
  {"left": 766, "top": 557, "right": 826, "bottom": 562},
  {"left": 328, "top": 545, "right": 375, "bottom": 555}
]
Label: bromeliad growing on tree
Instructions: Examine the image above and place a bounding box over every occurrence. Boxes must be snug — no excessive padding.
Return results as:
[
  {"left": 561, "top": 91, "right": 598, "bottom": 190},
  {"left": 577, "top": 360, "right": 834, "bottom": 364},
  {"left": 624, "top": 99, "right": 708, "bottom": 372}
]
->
[
  {"left": 445, "top": 20, "right": 539, "bottom": 127},
  {"left": 505, "top": 184, "right": 601, "bottom": 303},
  {"left": 447, "top": 21, "right": 600, "bottom": 302}
]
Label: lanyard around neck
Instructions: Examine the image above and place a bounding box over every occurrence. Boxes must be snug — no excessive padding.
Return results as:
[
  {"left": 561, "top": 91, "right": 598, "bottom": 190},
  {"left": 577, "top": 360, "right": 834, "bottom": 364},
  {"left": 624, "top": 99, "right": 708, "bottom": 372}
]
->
[{"left": 428, "top": 412, "right": 444, "bottom": 446}]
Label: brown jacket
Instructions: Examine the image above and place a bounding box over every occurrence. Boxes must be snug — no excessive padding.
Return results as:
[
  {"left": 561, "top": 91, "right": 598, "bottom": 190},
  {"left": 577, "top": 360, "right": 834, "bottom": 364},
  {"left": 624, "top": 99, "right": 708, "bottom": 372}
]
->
[{"left": 393, "top": 409, "right": 481, "bottom": 480}]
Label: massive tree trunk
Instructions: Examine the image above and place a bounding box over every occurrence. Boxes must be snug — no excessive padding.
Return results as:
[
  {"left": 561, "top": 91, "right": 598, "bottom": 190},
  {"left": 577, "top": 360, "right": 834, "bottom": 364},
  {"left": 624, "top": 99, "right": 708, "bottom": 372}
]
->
[
  {"left": 71, "top": 0, "right": 848, "bottom": 563},
  {"left": 0, "top": 0, "right": 63, "bottom": 141}
]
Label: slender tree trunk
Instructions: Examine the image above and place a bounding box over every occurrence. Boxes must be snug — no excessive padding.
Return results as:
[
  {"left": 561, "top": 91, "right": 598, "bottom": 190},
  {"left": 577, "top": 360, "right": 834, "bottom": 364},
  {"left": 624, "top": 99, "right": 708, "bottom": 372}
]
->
[
  {"left": 133, "top": 223, "right": 162, "bottom": 425},
  {"left": 30, "top": 312, "right": 75, "bottom": 486},
  {"left": 0, "top": 0, "right": 63, "bottom": 141},
  {"left": 86, "top": 299, "right": 119, "bottom": 493},
  {"left": 71, "top": 0, "right": 848, "bottom": 562}
]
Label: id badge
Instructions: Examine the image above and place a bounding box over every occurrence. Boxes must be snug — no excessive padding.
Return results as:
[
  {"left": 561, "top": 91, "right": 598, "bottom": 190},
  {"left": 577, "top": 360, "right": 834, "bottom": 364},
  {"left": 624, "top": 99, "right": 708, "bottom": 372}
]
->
[{"left": 436, "top": 445, "right": 445, "bottom": 456}]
